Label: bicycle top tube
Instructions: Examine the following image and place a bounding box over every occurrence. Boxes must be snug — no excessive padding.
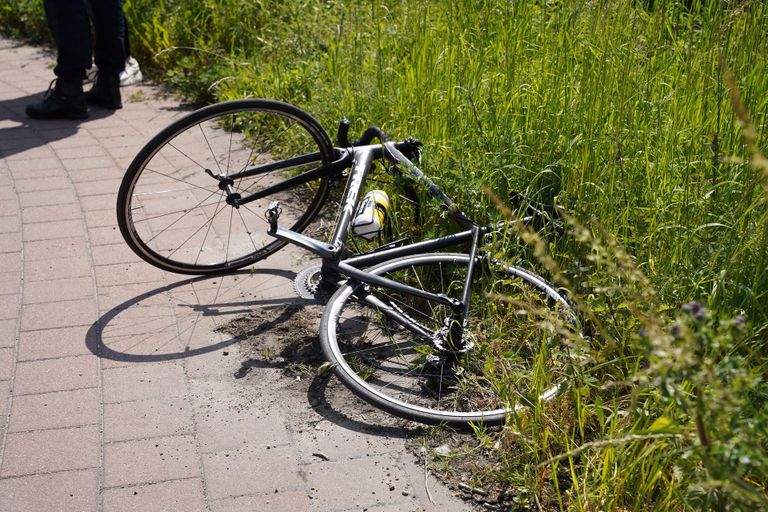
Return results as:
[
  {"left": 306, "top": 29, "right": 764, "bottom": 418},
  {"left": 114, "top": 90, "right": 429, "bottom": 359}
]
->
[{"left": 381, "top": 141, "right": 476, "bottom": 230}]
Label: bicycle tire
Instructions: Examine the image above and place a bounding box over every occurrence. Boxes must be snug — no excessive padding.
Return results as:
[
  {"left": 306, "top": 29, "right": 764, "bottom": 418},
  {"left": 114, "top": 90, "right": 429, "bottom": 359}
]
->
[
  {"left": 117, "top": 99, "right": 334, "bottom": 274},
  {"left": 320, "top": 252, "right": 577, "bottom": 426}
]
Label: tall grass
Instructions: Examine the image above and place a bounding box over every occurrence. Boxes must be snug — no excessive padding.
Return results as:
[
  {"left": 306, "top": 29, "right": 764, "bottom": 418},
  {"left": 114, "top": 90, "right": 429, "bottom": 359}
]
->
[{"left": 3, "top": 0, "right": 766, "bottom": 509}]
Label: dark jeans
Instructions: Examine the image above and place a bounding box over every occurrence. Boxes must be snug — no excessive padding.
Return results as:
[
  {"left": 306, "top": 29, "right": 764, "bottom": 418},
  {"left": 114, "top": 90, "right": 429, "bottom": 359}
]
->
[{"left": 44, "top": 0, "right": 126, "bottom": 81}]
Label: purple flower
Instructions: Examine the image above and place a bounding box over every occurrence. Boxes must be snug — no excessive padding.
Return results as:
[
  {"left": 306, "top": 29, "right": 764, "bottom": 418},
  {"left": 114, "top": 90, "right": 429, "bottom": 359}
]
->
[{"left": 681, "top": 301, "right": 702, "bottom": 315}]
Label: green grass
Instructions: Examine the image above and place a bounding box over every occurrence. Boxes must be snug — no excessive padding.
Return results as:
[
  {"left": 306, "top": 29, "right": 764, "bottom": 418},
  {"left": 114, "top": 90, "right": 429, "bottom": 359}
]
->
[{"left": 3, "top": 0, "right": 766, "bottom": 509}]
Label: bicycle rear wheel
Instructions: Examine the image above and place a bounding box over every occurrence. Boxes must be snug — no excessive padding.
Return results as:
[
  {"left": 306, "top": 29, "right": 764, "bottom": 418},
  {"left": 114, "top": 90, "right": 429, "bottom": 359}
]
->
[
  {"left": 319, "top": 252, "right": 577, "bottom": 426},
  {"left": 117, "top": 99, "right": 334, "bottom": 274}
]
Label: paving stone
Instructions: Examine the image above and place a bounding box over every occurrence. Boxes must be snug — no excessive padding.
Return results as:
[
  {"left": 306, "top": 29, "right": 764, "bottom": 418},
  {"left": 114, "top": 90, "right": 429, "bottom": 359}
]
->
[
  {"left": 20, "top": 298, "right": 96, "bottom": 330},
  {"left": 73, "top": 178, "right": 122, "bottom": 197},
  {"left": 13, "top": 355, "right": 99, "bottom": 395},
  {"left": 23, "top": 255, "right": 92, "bottom": 282},
  {"left": 91, "top": 242, "right": 140, "bottom": 265},
  {"left": 102, "top": 478, "right": 206, "bottom": 512},
  {"left": 5, "top": 145, "right": 57, "bottom": 161},
  {"left": 6, "top": 156, "right": 63, "bottom": 176},
  {"left": 84, "top": 209, "right": 119, "bottom": 228},
  {"left": 55, "top": 146, "right": 110, "bottom": 160},
  {"left": 95, "top": 262, "right": 169, "bottom": 287},
  {"left": 0, "top": 199, "right": 19, "bottom": 216},
  {"left": 0, "top": 469, "right": 99, "bottom": 512},
  {"left": 202, "top": 443, "right": 304, "bottom": 500},
  {"left": 184, "top": 343, "right": 242, "bottom": 379},
  {"left": 0, "top": 377, "right": 9, "bottom": 408},
  {"left": 103, "top": 395, "right": 194, "bottom": 442},
  {"left": 21, "top": 203, "right": 83, "bottom": 223},
  {"left": 98, "top": 333, "right": 183, "bottom": 368},
  {"left": 8, "top": 387, "right": 100, "bottom": 432},
  {"left": 61, "top": 156, "right": 115, "bottom": 171},
  {"left": 0, "top": 214, "right": 20, "bottom": 233},
  {"left": 68, "top": 166, "right": 121, "bottom": 183},
  {"left": 22, "top": 236, "right": 90, "bottom": 261},
  {"left": 96, "top": 281, "right": 172, "bottom": 312},
  {"left": 102, "top": 362, "right": 187, "bottom": 403},
  {"left": 13, "top": 176, "right": 72, "bottom": 192},
  {"left": 88, "top": 225, "right": 127, "bottom": 246},
  {"left": 103, "top": 435, "right": 200, "bottom": 487},
  {"left": 17, "top": 325, "right": 94, "bottom": 361},
  {"left": 49, "top": 134, "right": 99, "bottom": 150},
  {"left": 0, "top": 278, "right": 20, "bottom": 297},
  {"left": 17, "top": 189, "right": 77, "bottom": 208},
  {"left": 0, "top": 347, "right": 14, "bottom": 380},
  {"left": 302, "top": 456, "right": 413, "bottom": 511},
  {"left": 294, "top": 420, "right": 401, "bottom": 465},
  {"left": 0, "top": 231, "right": 22, "bottom": 251},
  {"left": 23, "top": 276, "right": 94, "bottom": 304},
  {"left": 23, "top": 218, "right": 87, "bottom": 241},
  {"left": 1, "top": 425, "right": 100, "bottom": 477},
  {"left": 0, "top": 294, "right": 19, "bottom": 320},
  {"left": 196, "top": 408, "right": 292, "bottom": 454},
  {"left": 0, "top": 318, "right": 16, "bottom": 347},
  {"left": 99, "top": 311, "right": 178, "bottom": 342},
  {"left": 209, "top": 491, "right": 311, "bottom": 512},
  {"left": 80, "top": 193, "right": 120, "bottom": 211}
]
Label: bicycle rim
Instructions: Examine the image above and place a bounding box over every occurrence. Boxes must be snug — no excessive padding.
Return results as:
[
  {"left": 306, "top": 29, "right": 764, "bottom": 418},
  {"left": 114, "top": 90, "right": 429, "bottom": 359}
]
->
[
  {"left": 117, "top": 99, "right": 333, "bottom": 274},
  {"left": 320, "top": 253, "right": 577, "bottom": 426}
]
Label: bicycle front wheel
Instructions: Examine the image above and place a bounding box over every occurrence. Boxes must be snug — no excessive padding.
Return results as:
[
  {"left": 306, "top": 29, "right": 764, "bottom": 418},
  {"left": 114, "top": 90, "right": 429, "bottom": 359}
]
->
[
  {"left": 320, "top": 253, "right": 577, "bottom": 426},
  {"left": 117, "top": 99, "right": 334, "bottom": 274}
]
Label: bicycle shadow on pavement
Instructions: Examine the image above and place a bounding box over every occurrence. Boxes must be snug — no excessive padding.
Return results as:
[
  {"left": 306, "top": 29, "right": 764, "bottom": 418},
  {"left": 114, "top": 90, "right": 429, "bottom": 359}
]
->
[{"left": 86, "top": 268, "right": 308, "bottom": 365}]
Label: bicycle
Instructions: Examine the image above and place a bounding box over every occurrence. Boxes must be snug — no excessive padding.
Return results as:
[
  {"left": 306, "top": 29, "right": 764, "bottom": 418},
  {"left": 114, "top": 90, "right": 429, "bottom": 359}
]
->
[{"left": 116, "top": 98, "right": 577, "bottom": 427}]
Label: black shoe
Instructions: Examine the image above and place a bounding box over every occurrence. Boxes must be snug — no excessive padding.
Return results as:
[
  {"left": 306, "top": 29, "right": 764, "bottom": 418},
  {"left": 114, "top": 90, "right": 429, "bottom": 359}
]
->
[
  {"left": 85, "top": 73, "right": 122, "bottom": 110},
  {"left": 26, "top": 79, "right": 89, "bottom": 120}
]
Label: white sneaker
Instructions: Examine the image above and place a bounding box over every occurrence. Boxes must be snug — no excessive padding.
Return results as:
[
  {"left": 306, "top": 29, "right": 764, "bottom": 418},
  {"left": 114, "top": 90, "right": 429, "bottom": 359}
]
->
[
  {"left": 84, "top": 57, "right": 143, "bottom": 87},
  {"left": 119, "top": 57, "right": 143, "bottom": 87}
]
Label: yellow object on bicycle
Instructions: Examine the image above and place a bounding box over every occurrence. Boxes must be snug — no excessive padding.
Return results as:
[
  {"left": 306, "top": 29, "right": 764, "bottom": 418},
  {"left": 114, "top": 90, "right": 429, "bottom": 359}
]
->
[{"left": 351, "top": 190, "right": 389, "bottom": 240}]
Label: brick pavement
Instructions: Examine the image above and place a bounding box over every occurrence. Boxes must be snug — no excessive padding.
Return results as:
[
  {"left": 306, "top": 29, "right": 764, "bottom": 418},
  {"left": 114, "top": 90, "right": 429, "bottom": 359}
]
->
[{"left": 0, "top": 36, "right": 473, "bottom": 511}]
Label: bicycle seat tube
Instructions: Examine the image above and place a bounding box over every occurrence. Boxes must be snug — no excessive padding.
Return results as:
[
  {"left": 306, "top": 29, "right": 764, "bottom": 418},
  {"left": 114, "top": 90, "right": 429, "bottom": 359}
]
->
[{"left": 266, "top": 144, "right": 381, "bottom": 259}]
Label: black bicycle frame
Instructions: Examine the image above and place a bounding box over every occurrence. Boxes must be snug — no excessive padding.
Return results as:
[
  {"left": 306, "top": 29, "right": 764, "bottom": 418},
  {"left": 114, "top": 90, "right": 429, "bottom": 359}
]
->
[
  {"left": 254, "top": 136, "right": 489, "bottom": 346},
  {"left": 231, "top": 150, "right": 350, "bottom": 208}
]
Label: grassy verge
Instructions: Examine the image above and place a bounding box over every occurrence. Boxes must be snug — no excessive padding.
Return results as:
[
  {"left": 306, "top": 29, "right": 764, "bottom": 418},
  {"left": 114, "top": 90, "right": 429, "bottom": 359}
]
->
[{"left": 3, "top": 1, "right": 766, "bottom": 509}]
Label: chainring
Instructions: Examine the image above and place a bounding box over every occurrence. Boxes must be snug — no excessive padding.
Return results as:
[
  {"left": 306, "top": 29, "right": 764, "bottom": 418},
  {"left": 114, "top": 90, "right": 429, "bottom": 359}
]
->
[{"left": 293, "top": 265, "right": 326, "bottom": 302}]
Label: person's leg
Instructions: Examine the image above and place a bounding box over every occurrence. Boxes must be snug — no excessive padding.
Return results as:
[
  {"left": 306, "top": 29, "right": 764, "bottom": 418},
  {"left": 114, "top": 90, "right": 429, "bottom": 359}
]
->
[
  {"left": 122, "top": 2, "right": 131, "bottom": 58},
  {"left": 86, "top": 0, "right": 126, "bottom": 109},
  {"left": 44, "top": 0, "right": 92, "bottom": 81},
  {"left": 27, "top": 0, "right": 90, "bottom": 119}
]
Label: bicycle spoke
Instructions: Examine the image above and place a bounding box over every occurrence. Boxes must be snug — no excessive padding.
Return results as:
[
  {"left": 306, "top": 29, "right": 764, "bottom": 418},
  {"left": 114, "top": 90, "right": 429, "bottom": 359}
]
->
[
  {"left": 164, "top": 199, "right": 231, "bottom": 259},
  {"left": 194, "top": 193, "right": 225, "bottom": 266},
  {"left": 143, "top": 189, "right": 222, "bottom": 244},
  {"left": 167, "top": 141, "right": 209, "bottom": 171},
  {"left": 138, "top": 166, "right": 217, "bottom": 194},
  {"left": 199, "top": 123, "right": 224, "bottom": 175},
  {"left": 236, "top": 207, "right": 260, "bottom": 255},
  {"left": 131, "top": 193, "right": 222, "bottom": 225}
]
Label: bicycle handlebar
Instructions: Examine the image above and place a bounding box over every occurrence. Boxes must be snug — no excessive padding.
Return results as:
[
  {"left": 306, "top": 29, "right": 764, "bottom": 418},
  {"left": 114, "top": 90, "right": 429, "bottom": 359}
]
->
[{"left": 336, "top": 119, "right": 390, "bottom": 147}]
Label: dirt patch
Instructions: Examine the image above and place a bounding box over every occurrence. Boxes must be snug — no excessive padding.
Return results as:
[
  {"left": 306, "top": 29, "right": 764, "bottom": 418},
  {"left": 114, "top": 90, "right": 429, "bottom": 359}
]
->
[
  {"left": 218, "top": 302, "right": 415, "bottom": 431},
  {"left": 408, "top": 430, "right": 527, "bottom": 511},
  {"left": 219, "top": 302, "right": 325, "bottom": 378},
  {"left": 219, "top": 302, "right": 532, "bottom": 510}
]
